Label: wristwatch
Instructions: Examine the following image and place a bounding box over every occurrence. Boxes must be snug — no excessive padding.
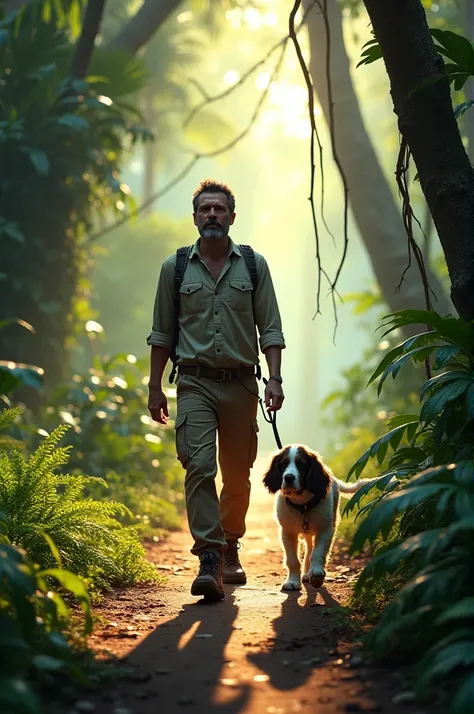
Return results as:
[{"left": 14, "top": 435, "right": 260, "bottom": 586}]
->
[{"left": 269, "top": 375, "right": 283, "bottom": 384}]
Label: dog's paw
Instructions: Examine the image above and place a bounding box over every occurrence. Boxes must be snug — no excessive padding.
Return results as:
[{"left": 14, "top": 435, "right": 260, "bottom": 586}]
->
[
  {"left": 281, "top": 578, "right": 301, "bottom": 591},
  {"left": 305, "top": 567, "right": 325, "bottom": 588}
]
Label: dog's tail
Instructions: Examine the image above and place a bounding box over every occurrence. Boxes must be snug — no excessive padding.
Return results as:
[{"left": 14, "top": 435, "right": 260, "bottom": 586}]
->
[{"left": 334, "top": 477, "right": 377, "bottom": 498}]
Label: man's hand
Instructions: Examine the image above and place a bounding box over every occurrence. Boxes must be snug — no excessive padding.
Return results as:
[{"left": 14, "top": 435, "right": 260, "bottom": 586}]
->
[
  {"left": 265, "top": 378, "right": 284, "bottom": 412},
  {"left": 148, "top": 385, "right": 169, "bottom": 424}
]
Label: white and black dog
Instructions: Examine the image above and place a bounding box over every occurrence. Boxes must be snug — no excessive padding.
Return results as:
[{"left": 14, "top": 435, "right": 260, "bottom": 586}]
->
[{"left": 263, "top": 444, "right": 374, "bottom": 592}]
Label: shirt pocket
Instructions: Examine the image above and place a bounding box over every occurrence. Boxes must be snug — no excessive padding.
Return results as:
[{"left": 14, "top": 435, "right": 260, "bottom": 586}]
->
[
  {"left": 180, "top": 281, "right": 205, "bottom": 315},
  {"left": 229, "top": 279, "right": 253, "bottom": 312}
]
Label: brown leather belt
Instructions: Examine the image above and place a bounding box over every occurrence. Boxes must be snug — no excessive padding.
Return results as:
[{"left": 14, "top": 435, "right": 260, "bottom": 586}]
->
[{"left": 178, "top": 365, "right": 255, "bottom": 382}]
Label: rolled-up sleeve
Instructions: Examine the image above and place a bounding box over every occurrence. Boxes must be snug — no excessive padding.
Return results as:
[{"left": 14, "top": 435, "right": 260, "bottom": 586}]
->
[
  {"left": 146, "top": 256, "right": 175, "bottom": 348},
  {"left": 254, "top": 256, "right": 285, "bottom": 352}
]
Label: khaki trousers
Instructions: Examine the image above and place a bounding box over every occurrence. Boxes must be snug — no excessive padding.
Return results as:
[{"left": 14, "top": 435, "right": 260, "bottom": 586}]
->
[{"left": 174, "top": 374, "right": 259, "bottom": 556}]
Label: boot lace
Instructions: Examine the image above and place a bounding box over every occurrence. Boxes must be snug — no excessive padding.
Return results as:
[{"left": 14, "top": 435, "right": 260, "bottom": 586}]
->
[
  {"left": 198, "top": 552, "right": 220, "bottom": 578},
  {"left": 224, "top": 541, "right": 242, "bottom": 568}
]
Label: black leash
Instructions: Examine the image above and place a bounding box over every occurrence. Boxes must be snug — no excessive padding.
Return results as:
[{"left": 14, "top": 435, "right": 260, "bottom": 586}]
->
[
  {"left": 259, "top": 377, "right": 283, "bottom": 450},
  {"left": 237, "top": 374, "right": 283, "bottom": 450}
]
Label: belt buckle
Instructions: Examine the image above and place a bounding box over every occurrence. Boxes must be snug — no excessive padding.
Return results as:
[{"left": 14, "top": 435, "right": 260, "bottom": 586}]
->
[{"left": 216, "top": 369, "right": 232, "bottom": 382}]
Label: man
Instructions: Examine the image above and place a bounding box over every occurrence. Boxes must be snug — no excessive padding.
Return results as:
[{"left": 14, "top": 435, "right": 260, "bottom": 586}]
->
[{"left": 147, "top": 179, "right": 285, "bottom": 601}]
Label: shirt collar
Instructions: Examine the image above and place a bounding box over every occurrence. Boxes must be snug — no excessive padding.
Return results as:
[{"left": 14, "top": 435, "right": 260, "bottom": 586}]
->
[{"left": 190, "top": 237, "right": 241, "bottom": 259}]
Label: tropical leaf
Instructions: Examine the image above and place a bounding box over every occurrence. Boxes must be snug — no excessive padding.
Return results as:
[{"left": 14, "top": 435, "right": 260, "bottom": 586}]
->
[
  {"left": 367, "top": 332, "right": 436, "bottom": 387},
  {"left": 379, "top": 310, "right": 474, "bottom": 348},
  {"left": 420, "top": 378, "right": 472, "bottom": 424},
  {"left": 348, "top": 418, "right": 419, "bottom": 479},
  {"left": 358, "top": 529, "right": 441, "bottom": 583},
  {"left": 451, "top": 672, "right": 474, "bottom": 714},
  {"left": 350, "top": 484, "right": 445, "bottom": 553},
  {"left": 432, "top": 345, "right": 461, "bottom": 369},
  {"left": 343, "top": 471, "right": 396, "bottom": 516},
  {"left": 437, "top": 598, "right": 474, "bottom": 625}
]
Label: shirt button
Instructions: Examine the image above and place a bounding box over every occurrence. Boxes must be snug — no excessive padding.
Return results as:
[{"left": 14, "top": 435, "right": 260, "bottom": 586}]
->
[
  {"left": 216, "top": 330, "right": 220, "bottom": 334},
  {"left": 214, "top": 311, "right": 219, "bottom": 315},
  {"left": 215, "top": 290, "right": 218, "bottom": 295},
  {"left": 217, "top": 348, "right": 221, "bottom": 353}
]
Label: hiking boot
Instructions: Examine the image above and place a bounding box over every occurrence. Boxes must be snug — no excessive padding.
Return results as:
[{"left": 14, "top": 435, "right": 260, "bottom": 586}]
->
[
  {"left": 222, "top": 540, "right": 247, "bottom": 584},
  {"left": 191, "top": 552, "right": 225, "bottom": 601}
]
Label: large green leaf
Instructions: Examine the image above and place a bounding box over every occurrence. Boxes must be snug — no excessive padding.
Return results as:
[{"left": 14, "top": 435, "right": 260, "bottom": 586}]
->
[
  {"left": 24, "top": 147, "right": 50, "bottom": 176},
  {"left": 350, "top": 484, "right": 445, "bottom": 553},
  {"left": 0, "top": 361, "right": 44, "bottom": 397},
  {"left": 376, "top": 346, "right": 441, "bottom": 396},
  {"left": 357, "top": 38, "right": 383, "bottom": 68},
  {"left": 343, "top": 471, "right": 396, "bottom": 516},
  {"left": 452, "top": 672, "right": 474, "bottom": 714},
  {"left": 420, "top": 378, "right": 472, "bottom": 424},
  {"left": 466, "top": 383, "right": 474, "bottom": 420},
  {"left": 0, "top": 677, "right": 41, "bottom": 714},
  {"left": 422, "top": 641, "right": 474, "bottom": 681},
  {"left": 379, "top": 310, "right": 474, "bottom": 348},
  {"left": 420, "top": 369, "right": 471, "bottom": 402},
  {"left": 432, "top": 345, "right": 462, "bottom": 369},
  {"left": 57, "top": 113, "right": 89, "bottom": 131},
  {"left": 367, "top": 331, "right": 435, "bottom": 387},
  {"left": 348, "top": 417, "right": 419, "bottom": 479},
  {"left": 437, "top": 598, "right": 474, "bottom": 625},
  {"left": 39, "top": 568, "right": 91, "bottom": 633},
  {"left": 431, "top": 29, "right": 474, "bottom": 72}
]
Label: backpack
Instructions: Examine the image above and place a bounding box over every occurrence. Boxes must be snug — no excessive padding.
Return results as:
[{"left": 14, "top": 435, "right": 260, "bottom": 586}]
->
[{"left": 168, "top": 244, "right": 259, "bottom": 384}]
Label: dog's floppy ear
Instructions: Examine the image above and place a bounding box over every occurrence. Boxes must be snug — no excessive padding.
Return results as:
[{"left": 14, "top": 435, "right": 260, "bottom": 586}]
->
[
  {"left": 306, "top": 450, "right": 331, "bottom": 502},
  {"left": 263, "top": 453, "right": 282, "bottom": 493}
]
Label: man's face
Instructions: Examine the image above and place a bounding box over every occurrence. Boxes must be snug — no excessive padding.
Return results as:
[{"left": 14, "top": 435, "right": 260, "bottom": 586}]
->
[{"left": 194, "top": 192, "right": 235, "bottom": 240}]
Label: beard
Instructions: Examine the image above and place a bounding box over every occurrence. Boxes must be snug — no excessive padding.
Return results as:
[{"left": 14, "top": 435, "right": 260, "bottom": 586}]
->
[{"left": 199, "top": 222, "right": 227, "bottom": 240}]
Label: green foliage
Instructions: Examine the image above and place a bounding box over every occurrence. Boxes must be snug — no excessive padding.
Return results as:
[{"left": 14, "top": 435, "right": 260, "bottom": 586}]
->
[
  {"left": 0, "top": 321, "right": 44, "bottom": 403},
  {"left": 359, "top": 27, "right": 474, "bottom": 92},
  {"left": 19, "top": 352, "right": 184, "bottom": 533},
  {"left": 346, "top": 310, "right": 474, "bottom": 712},
  {"left": 0, "top": 507, "right": 92, "bottom": 714},
  {"left": 0, "top": 2, "right": 152, "bottom": 383},
  {"left": 0, "top": 411, "right": 158, "bottom": 591}
]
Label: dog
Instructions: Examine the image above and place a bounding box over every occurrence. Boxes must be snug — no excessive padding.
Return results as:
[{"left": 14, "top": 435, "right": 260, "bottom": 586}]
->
[{"left": 263, "top": 444, "right": 374, "bottom": 591}]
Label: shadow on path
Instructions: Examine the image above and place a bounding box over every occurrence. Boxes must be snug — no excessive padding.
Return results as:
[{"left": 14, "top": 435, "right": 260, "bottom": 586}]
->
[{"left": 247, "top": 584, "right": 343, "bottom": 692}]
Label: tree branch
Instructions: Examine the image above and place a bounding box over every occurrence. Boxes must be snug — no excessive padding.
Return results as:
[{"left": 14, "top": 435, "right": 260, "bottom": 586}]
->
[
  {"left": 316, "top": 0, "right": 349, "bottom": 297},
  {"left": 106, "top": 0, "right": 183, "bottom": 54},
  {"left": 70, "top": 0, "right": 107, "bottom": 79},
  {"left": 86, "top": 42, "right": 287, "bottom": 245},
  {"left": 289, "top": 0, "right": 326, "bottom": 315}
]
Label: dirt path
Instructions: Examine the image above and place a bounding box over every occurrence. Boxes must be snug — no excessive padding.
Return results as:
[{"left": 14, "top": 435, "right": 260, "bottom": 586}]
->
[{"left": 86, "top": 465, "right": 423, "bottom": 714}]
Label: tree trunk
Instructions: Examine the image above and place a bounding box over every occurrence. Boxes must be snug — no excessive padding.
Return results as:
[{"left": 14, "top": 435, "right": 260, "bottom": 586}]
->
[
  {"left": 107, "top": 0, "right": 183, "bottom": 54},
  {"left": 464, "top": 0, "right": 474, "bottom": 162},
  {"left": 303, "top": 0, "right": 451, "bottom": 320},
  {"left": 363, "top": 0, "right": 474, "bottom": 322},
  {"left": 70, "top": 0, "right": 107, "bottom": 79}
]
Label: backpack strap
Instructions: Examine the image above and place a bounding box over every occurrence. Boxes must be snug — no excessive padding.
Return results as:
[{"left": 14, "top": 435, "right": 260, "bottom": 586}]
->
[
  {"left": 239, "top": 244, "right": 258, "bottom": 292},
  {"left": 169, "top": 245, "right": 192, "bottom": 384},
  {"left": 239, "top": 244, "right": 262, "bottom": 380}
]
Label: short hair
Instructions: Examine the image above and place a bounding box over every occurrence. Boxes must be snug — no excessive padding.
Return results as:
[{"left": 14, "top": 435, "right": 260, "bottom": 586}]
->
[{"left": 192, "top": 179, "right": 235, "bottom": 213}]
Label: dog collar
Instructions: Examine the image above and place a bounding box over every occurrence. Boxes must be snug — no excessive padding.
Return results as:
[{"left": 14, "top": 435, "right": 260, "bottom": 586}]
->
[{"left": 284, "top": 495, "right": 321, "bottom": 531}]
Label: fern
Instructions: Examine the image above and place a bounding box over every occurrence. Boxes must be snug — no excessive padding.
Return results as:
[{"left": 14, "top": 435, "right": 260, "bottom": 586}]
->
[{"left": 0, "top": 422, "right": 158, "bottom": 590}]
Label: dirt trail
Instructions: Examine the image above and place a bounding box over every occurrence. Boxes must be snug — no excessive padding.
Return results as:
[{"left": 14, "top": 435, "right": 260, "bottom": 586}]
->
[{"left": 87, "top": 463, "right": 423, "bottom": 714}]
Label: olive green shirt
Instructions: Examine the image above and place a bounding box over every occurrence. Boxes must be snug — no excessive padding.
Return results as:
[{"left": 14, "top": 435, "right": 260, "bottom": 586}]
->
[{"left": 147, "top": 238, "right": 285, "bottom": 368}]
